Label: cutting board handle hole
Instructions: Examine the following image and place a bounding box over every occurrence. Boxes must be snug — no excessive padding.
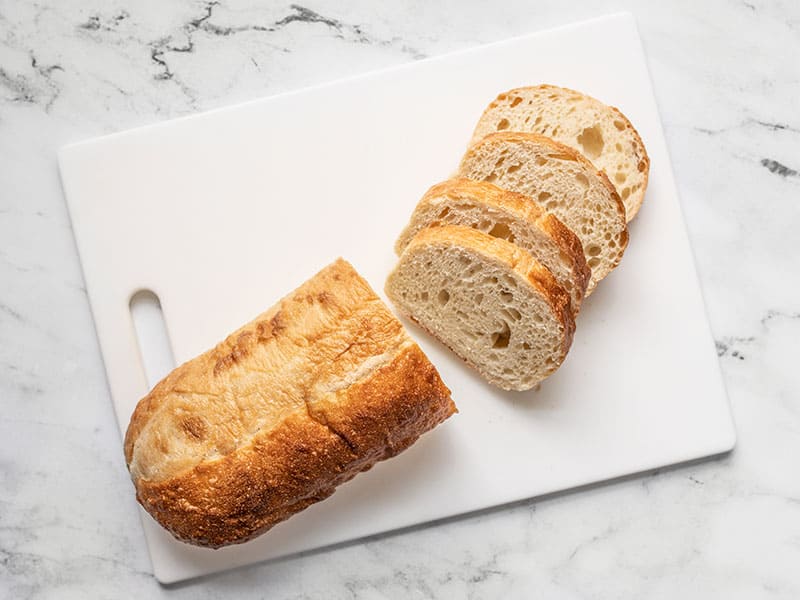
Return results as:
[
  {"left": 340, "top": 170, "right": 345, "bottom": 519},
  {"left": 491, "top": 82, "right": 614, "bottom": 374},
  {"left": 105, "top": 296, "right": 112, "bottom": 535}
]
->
[{"left": 130, "top": 290, "right": 176, "bottom": 389}]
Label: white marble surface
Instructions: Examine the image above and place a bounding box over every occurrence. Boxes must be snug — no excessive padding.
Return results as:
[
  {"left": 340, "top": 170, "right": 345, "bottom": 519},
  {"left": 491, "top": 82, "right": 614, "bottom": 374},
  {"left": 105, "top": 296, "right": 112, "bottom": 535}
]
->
[{"left": 1, "top": 0, "right": 798, "bottom": 597}]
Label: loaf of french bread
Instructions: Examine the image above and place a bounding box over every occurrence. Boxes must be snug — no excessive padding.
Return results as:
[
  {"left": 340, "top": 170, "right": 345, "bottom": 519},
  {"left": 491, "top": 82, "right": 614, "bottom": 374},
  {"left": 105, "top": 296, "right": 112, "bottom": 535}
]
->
[{"left": 124, "top": 259, "right": 456, "bottom": 547}]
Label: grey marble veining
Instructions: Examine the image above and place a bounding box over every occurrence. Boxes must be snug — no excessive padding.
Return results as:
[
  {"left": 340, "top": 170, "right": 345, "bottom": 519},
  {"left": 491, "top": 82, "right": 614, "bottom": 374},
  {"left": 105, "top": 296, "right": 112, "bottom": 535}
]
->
[{"left": 1, "top": 0, "right": 799, "bottom": 597}]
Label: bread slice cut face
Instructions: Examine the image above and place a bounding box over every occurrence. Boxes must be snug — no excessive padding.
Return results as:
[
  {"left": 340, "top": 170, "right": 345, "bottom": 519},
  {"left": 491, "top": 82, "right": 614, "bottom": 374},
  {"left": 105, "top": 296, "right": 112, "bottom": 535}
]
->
[
  {"left": 458, "top": 132, "right": 628, "bottom": 293},
  {"left": 386, "top": 225, "right": 575, "bottom": 391},
  {"left": 395, "top": 178, "right": 589, "bottom": 314},
  {"left": 470, "top": 84, "right": 650, "bottom": 221}
]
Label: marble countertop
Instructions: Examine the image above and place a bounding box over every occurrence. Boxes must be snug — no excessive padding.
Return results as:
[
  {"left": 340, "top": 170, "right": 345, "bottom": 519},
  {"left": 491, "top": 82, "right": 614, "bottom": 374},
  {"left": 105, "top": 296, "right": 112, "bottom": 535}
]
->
[{"left": 2, "top": 0, "right": 798, "bottom": 597}]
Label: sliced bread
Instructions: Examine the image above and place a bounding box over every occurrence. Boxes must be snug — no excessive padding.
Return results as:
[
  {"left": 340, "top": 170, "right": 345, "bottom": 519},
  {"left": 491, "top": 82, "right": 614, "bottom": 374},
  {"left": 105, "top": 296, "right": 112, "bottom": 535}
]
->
[
  {"left": 395, "top": 178, "right": 590, "bottom": 314},
  {"left": 469, "top": 84, "right": 650, "bottom": 221},
  {"left": 458, "top": 132, "right": 628, "bottom": 294},
  {"left": 385, "top": 225, "right": 575, "bottom": 391}
]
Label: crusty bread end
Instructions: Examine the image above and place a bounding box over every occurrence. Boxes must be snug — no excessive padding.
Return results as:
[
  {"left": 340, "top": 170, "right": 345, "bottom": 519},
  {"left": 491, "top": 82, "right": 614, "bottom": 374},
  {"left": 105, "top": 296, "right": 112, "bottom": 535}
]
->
[{"left": 124, "top": 259, "right": 456, "bottom": 547}]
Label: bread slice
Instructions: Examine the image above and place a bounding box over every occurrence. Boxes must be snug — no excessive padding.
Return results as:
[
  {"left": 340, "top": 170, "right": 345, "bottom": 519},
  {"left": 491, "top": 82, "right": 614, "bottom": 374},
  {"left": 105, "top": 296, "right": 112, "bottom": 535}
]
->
[
  {"left": 458, "top": 132, "right": 628, "bottom": 293},
  {"left": 395, "top": 178, "right": 590, "bottom": 314},
  {"left": 124, "top": 259, "right": 456, "bottom": 548},
  {"left": 386, "top": 225, "right": 575, "bottom": 391},
  {"left": 469, "top": 84, "right": 650, "bottom": 221}
]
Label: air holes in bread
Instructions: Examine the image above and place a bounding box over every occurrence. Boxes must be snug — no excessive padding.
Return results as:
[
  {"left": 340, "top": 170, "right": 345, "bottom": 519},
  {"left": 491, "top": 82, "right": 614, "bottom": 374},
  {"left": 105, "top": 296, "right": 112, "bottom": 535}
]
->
[
  {"left": 468, "top": 85, "right": 649, "bottom": 221},
  {"left": 488, "top": 222, "right": 514, "bottom": 242},
  {"left": 491, "top": 321, "right": 511, "bottom": 348},
  {"left": 577, "top": 125, "right": 604, "bottom": 158},
  {"left": 497, "top": 118, "right": 510, "bottom": 130},
  {"left": 437, "top": 290, "right": 450, "bottom": 305}
]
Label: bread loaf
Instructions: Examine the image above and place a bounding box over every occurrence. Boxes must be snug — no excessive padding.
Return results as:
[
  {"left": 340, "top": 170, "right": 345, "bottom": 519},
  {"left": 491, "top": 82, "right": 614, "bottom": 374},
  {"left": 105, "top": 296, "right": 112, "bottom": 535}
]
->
[
  {"left": 395, "top": 178, "right": 589, "bottom": 314},
  {"left": 458, "top": 132, "right": 628, "bottom": 294},
  {"left": 386, "top": 225, "right": 575, "bottom": 391},
  {"left": 469, "top": 84, "right": 650, "bottom": 221},
  {"left": 124, "top": 259, "right": 456, "bottom": 548}
]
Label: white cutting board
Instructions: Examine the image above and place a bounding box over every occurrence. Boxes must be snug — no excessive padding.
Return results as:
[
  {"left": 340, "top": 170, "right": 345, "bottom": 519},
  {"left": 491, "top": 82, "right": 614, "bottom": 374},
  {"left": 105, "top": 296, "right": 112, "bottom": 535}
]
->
[{"left": 58, "top": 13, "right": 735, "bottom": 584}]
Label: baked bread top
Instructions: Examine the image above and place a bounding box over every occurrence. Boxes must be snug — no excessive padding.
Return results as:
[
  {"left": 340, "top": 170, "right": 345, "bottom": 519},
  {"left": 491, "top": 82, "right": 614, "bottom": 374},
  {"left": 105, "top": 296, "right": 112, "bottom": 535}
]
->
[{"left": 124, "top": 259, "right": 455, "bottom": 547}]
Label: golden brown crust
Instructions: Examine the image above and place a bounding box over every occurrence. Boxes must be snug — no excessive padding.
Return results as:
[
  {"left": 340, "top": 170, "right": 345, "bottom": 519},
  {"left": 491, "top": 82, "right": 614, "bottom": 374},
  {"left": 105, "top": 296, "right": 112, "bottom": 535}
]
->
[
  {"left": 396, "top": 178, "right": 590, "bottom": 313},
  {"left": 421, "top": 178, "right": 546, "bottom": 221},
  {"left": 133, "top": 344, "right": 454, "bottom": 548},
  {"left": 519, "top": 257, "right": 575, "bottom": 363},
  {"left": 535, "top": 213, "right": 591, "bottom": 307},
  {"left": 125, "top": 259, "right": 455, "bottom": 547},
  {"left": 404, "top": 225, "right": 576, "bottom": 370}
]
